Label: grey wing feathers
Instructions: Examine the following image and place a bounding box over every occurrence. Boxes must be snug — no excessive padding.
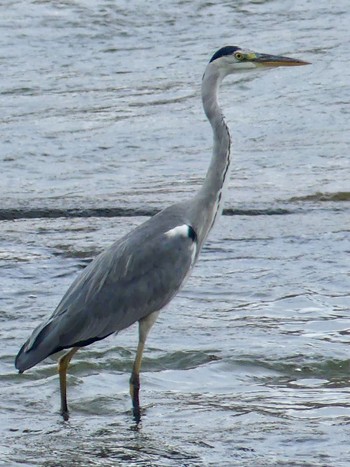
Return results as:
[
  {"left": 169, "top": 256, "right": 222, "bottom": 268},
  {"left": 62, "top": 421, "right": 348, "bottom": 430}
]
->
[{"left": 15, "top": 220, "right": 197, "bottom": 372}]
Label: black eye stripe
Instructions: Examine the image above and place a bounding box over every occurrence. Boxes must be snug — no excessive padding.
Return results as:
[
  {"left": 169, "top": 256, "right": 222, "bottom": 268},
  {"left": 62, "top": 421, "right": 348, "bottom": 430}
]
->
[{"left": 209, "top": 46, "right": 241, "bottom": 63}]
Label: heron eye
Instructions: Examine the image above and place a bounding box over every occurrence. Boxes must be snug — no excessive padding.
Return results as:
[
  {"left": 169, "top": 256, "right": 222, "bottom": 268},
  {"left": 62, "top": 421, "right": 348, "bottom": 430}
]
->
[{"left": 234, "top": 52, "right": 244, "bottom": 61}]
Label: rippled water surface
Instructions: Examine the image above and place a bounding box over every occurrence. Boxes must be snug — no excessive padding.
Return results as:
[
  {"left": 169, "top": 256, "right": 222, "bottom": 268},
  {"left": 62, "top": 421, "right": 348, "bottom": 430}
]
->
[{"left": 1, "top": 0, "right": 349, "bottom": 466}]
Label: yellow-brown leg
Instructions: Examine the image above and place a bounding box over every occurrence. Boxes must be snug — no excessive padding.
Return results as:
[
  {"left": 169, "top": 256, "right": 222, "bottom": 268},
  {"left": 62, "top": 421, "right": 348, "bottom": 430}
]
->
[
  {"left": 129, "top": 340, "right": 145, "bottom": 423},
  {"left": 58, "top": 347, "right": 78, "bottom": 421},
  {"left": 129, "top": 311, "right": 160, "bottom": 423}
]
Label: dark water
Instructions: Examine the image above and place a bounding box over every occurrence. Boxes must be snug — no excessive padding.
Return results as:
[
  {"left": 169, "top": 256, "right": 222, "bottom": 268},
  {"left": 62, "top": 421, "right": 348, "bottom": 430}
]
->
[{"left": 1, "top": 0, "right": 349, "bottom": 466}]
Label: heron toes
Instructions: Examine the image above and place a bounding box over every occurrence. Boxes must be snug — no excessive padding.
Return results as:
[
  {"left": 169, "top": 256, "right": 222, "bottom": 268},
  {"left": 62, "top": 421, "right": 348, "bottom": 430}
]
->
[
  {"left": 132, "top": 405, "right": 142, "bottom": 424},
  {"left": 61, "top": 408, "right": 70, "bottom": 421}
]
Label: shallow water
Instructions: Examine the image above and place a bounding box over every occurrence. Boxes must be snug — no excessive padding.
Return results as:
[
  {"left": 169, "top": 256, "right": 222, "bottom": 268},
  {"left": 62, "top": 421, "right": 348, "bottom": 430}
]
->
[{"left": 1, "top": 0, "right": 350, "bottom": 466}]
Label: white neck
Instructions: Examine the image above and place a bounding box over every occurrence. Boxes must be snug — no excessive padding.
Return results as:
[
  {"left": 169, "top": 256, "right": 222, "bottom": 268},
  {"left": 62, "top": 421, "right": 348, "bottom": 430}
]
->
[{"left": 190, "top": 64, "right": 232, "bottom": 244}]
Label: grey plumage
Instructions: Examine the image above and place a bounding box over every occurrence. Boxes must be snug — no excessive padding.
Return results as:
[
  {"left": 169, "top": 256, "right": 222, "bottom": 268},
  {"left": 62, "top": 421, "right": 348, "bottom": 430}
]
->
[
  {"left": 15, "top": 46, "right": 308, "bottom": 420},
  {"left": 16, "top": 206, "right": 197, "bottom": 371}
]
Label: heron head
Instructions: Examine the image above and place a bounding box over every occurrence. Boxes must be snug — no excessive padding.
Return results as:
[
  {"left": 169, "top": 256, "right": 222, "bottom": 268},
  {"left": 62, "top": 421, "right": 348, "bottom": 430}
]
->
[{"left": 209, "top": 45, "right": 310, "bottom": 76}]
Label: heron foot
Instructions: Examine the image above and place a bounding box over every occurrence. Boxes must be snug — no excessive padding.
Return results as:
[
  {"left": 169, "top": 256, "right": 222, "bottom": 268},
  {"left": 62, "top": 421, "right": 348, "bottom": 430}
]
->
[
  {"left": 132, "top": 405, "right": 141, "bottom": 424},
  {"left": 129, "top": 372, "right": 141, "bottom": 423},
  {"left": 60, "top": 408, "right": 70, "bottom": 421}
]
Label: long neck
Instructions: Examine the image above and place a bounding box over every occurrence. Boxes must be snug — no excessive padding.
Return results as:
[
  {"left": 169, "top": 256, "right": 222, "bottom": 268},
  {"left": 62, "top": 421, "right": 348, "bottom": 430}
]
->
[{"left": 189, "top": 65, "right": 232, "bottom": 246}]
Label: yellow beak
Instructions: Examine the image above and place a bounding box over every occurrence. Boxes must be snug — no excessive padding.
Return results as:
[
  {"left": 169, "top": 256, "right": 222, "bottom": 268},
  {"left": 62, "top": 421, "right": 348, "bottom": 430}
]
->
[{"left": 248, "top": 52, "right": 310, "bottom": 67}]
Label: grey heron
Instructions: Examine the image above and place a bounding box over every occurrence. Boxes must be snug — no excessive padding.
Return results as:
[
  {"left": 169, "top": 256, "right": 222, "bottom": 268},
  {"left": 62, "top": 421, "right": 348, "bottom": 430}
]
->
[{"left": 15, "top": 46, "right": 308, "bottom": 421}]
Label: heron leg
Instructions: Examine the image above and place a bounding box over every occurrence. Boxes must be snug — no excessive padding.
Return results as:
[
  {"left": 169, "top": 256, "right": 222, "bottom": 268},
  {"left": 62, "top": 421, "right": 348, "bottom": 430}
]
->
[
  {"left": 58, "top": 347, "right": 78, "bottom": 421},
  {"left": 130, "top": 340, "right": 145, "bottom": 422},
  {"left": 129, "top": 311, "right": 160, "bottom": 422}
]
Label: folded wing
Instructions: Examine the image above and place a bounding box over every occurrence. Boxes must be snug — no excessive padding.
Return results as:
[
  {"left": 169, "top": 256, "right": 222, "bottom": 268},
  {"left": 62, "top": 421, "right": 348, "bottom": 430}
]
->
[{"left": 15, "top": 222, "right": 197, "bottom": 372}]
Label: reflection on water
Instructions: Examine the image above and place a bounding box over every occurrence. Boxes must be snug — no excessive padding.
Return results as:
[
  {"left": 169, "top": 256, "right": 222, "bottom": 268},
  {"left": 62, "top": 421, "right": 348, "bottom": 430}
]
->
[{"left": 1, "top": 0, "right": 350, "bottom": 465}]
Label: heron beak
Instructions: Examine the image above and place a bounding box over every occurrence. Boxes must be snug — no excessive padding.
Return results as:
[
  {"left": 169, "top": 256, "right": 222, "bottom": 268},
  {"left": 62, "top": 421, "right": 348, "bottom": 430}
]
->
[{"left": 248, "top": 52, "right": 310, "bottom": 68}]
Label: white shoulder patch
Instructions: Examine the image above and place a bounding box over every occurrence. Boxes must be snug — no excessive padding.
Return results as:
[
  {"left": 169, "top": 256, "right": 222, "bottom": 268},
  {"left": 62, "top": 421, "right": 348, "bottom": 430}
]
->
[
  {"left": 165, "top": 224, "right": 190, "bottom": 238},
  {"left": 165, "top": 224, "right": 198, "bottom": 269}
]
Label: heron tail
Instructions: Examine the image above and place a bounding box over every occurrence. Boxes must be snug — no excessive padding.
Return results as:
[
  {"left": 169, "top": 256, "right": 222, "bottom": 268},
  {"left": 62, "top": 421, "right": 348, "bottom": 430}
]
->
[{"left": 15, "top": 319, "right": 58, "bottom": 373}]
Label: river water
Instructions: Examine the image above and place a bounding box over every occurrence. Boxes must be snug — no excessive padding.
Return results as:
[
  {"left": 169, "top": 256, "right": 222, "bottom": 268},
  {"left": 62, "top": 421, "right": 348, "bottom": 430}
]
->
[{"left": 1, "top": 0, "right": 349, "bottom": 466}]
